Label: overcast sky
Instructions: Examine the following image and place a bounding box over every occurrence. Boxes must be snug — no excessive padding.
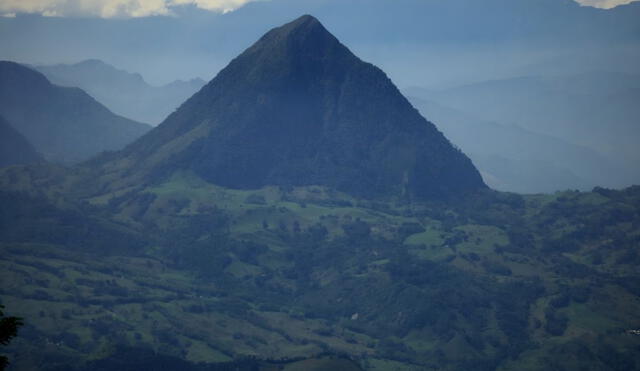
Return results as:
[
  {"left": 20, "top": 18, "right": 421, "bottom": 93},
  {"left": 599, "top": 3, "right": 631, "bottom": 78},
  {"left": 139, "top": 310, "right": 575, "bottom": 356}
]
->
[{"left": 0, "top": 0, "right": 638, "bottom": 18}]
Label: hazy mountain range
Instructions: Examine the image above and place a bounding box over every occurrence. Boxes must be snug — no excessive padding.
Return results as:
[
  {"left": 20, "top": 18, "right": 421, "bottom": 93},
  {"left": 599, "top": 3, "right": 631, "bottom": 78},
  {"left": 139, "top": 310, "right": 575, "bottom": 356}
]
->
[
  {"left": 8, "top": 59, "right": 635, "bottom": 193},
  {"left": 404, "top": 71, "right": 640, "bottom": 192},
  {"left": 36, "top": 60, "right": 206, "bottom": 125},
  {"left": 2, "top": 0, "right": 638, "bottom": 87},
  {"left": 21, "top": 57, "right": 636, "bottom": 193},
  {"left": 408, "top": 73, "right": 640, "bottom": 159},
  {"left": 1, "top": 0, "right": 637, "bottom": 193},
  {"left": 405, "top": 97, "right": 631, "bottom": 193},
  {"left": 0, "top": 61, "right": 151, "bottom": 164}
]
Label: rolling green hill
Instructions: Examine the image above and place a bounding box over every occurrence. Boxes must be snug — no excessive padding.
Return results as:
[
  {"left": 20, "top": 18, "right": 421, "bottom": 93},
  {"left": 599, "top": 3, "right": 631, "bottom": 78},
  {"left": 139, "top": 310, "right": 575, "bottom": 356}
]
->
[{"left": 1, "top": 165, "right": 639, "bottom": 370}]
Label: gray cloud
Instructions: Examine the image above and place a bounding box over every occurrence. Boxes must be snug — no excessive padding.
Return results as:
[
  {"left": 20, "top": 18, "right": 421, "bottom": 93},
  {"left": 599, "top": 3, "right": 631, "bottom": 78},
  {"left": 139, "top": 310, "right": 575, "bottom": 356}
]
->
[
  {"left": 0, "top": 0, "right": 262, "bottom": 18},
  {"left": 575, "top": 0, "right": 638, "bottom": 8}
]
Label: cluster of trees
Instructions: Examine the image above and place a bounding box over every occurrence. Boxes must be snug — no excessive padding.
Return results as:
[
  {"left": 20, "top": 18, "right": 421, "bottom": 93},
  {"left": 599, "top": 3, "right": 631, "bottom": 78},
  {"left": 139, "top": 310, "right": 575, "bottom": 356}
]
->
[
  {"left": 0, "top": 305, "right": 23, "bottom": 370},
  {"left": 0, "top": 191, "right": 146, "bottom": 254}
]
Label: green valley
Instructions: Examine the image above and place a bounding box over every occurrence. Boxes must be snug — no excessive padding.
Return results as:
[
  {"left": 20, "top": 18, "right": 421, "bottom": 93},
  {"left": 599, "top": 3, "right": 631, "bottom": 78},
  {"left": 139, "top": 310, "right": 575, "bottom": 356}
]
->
[{"left": 1, "top": 166, "right": 639, "bottom": 370}]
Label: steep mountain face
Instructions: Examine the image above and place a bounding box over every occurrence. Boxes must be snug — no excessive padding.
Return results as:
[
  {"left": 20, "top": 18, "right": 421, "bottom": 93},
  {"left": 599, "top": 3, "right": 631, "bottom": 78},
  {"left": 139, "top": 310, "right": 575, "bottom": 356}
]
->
[
  {"left": 0, "top": 115, "right": 42, "bottom": 168},
  {"left": 106, "top": 15, "right": 485, "bottom": 200},
  {"left": 0, "top": 61, "right": 151, "bottom": 164},
  {"left": 36, "top": 60, "right": 206, "bottom": 125}
]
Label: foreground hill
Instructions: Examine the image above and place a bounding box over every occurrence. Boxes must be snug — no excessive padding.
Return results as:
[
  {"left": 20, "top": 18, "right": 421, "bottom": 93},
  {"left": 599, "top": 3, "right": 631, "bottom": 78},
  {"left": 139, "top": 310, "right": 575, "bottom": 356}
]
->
[
  {"left": 92, "top": 15, "right": 485, "bottom": 201},
  {"left": 0, "top": 115, "right": 42, "bottom": 168},
  {"left": 36, "top": 60, "right": 206, "bottom": 125},
  {"left": 0, "top": 164, "right": 639, "bottom": 370},
  {"left": 0, "top": 61, "right": 151, "bottom": 164}
]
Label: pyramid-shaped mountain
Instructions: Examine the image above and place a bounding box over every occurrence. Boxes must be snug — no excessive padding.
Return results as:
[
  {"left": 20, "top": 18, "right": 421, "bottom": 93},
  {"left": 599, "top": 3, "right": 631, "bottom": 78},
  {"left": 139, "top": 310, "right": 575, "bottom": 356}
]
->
[{"left": 113, "top": 15, "right": 485, "bottom": 200}]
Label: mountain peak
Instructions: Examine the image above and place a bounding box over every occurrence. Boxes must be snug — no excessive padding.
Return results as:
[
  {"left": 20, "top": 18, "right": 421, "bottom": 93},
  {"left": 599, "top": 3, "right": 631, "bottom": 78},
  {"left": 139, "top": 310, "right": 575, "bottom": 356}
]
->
[
  {"left": 267, "top": 14, "right": 325, "bottom": 38},
  {"left": 107, "top": 15, "right": 486, "bottom": 200},
  {"left": 287, "top": 14, "right": 321, "bottom": 29},
  {"left": 77, "top": 59, "right": 108, "bottom": 67},
  {"left": 248, "top": 15, "right": 342, "bottom": 57}
]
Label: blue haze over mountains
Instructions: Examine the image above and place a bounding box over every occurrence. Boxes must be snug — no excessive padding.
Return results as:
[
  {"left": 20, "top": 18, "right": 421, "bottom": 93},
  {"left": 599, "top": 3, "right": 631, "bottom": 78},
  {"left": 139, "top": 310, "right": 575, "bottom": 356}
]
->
[
  {"left": 1, "top": 0, "right": 639, "bottom": 192},
  {"left": 35, "top": 60, "right": 206, "bottom": 125},
  {"left": 404, "top": 71, "right": 640, "bottom": 192},
  {"left": 2, "top": 0, "right": 639, "bottom": 85},
  {"left": 0, "top": 61, "right": 151, "bottom": 164}
]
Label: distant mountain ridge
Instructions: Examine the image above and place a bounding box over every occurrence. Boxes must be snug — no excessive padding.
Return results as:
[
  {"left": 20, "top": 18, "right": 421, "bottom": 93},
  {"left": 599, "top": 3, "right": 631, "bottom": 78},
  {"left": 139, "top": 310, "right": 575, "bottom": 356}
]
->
[
  {"left": 406, "top": 96, "right": 629, "bottom": 193},
  {"left": 91, "top": 15, "right": 485, "bottom": 200},
  {"left": 0, "top": 61, "right": 151, "bottom": 164},
  {"left": 36, "top": 60, "right": 206, "bottom": 125},
  {"left": 0, "top": 115, "right": 42, "bottom": 168},
  {"left": 406, "top": 71, "right": 640, "bottom": 190}
]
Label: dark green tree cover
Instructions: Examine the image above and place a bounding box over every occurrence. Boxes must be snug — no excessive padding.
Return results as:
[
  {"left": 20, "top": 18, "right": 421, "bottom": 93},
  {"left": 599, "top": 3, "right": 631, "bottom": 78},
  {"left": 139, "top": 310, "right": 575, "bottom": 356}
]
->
[
  {"left": 40, "top": 346, "right": 361, "bottom": 371},
  {"left": 0, "top": 191, "right": 147, "bottom": 254},
  {"left": 1, "top": 183, "right": 640, "bottom": 370},
  {"left": 0, "top": 305, "right": 23, "bottom": 370}
]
